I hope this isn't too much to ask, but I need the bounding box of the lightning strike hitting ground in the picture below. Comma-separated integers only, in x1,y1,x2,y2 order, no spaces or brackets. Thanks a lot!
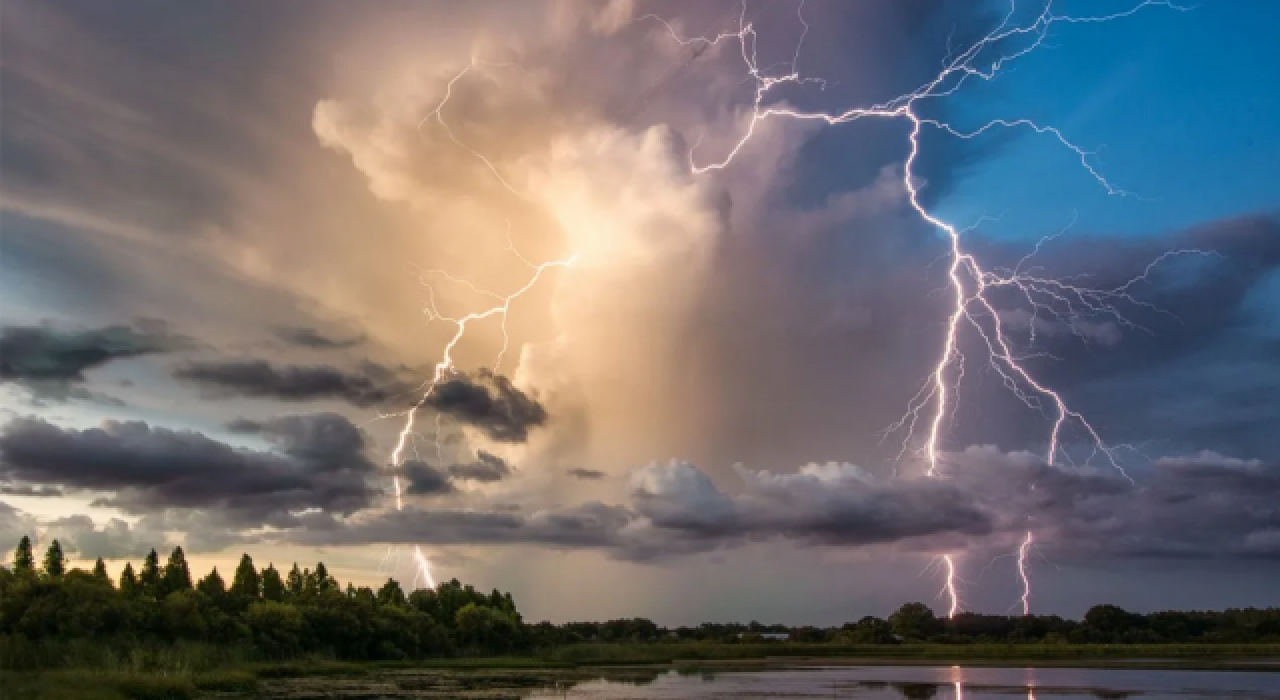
1017,531,1034,616
374,65,572,589
655,0,1196,616
943,554,960,619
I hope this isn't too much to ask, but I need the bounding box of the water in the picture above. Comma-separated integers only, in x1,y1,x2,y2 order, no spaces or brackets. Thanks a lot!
257,665,1280,698
521,665,1280,700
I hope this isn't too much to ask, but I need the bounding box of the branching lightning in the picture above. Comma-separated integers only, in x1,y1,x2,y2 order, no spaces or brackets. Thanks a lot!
654,0,1198,616
374,63,573,591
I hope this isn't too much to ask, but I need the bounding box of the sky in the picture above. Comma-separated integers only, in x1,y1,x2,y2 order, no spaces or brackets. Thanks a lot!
1,0,1279,625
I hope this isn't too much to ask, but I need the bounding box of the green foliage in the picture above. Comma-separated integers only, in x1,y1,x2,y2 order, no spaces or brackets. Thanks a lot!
286,563,304,598
93,558,111,584
195,567,225,599
42,540,67,578
119,563,139,596
14,535,35,573
229,553,259,600
4,537,1279,676
160,547,191,596
261,565,285,602
377,578,407,607
890,602,942,640
138,550,160,597
0,539,521,669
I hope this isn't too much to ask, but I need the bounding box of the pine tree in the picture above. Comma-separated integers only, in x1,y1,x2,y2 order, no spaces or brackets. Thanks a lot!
139,549,161,596
377,578,407,607
162,546,193,595
261,564,285,602
196,567,226,599
229,553,260,599
315,561,335,592
42,540,66,578
13,535,35,574
302,567,319,597
119,562,139,595
92,557,111,584
286,563,304,598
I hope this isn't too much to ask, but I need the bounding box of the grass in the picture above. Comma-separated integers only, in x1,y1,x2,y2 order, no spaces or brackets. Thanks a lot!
0,670,196,700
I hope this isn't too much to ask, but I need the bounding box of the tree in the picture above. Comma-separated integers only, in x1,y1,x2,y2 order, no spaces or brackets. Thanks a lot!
42,540,66,578
139,549,161,596
455,603,519,651
261,565,285,602
92,558,111,584
302,568,318,597
197,567,227,599
119,562,139,595
229,553,260,599
889,602,942,640
162,546,193,595
286,564,304,598
377,578,407,607
13,535,35,573
315,561,335,592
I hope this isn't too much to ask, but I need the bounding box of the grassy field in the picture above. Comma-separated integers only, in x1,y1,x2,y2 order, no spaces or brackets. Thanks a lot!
4,643,1279,699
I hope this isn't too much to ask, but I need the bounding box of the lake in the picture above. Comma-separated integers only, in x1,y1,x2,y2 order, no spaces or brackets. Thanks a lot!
260,664,1280,699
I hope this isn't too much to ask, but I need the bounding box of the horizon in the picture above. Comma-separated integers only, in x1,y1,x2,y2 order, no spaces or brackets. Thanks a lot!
2,0,1279,628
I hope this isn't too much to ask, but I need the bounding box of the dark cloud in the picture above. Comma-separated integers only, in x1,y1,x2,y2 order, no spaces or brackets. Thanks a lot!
273,325,365,349
0,483,63,497
290,501,638,553
402,461,454,496
943,215,1280,457
173,359,403,407
426,370,548,442
997,216,1280,389
286,450,1280,564
401,451,511,495
567,468,606,480
448,451,511,482
0,413,376,527
0,323,185,383
631,460,991,548
940,446,1280,561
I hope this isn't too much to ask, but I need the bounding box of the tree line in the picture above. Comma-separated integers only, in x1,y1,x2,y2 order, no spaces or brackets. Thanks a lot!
3,536,1279,669
1,536,524,664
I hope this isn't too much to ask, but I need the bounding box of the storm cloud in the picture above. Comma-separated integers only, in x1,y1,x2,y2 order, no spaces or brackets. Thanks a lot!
0,322,186,402
173,359,403,407
426,370,548,443
273,325,366,350
401,451,513,495
0,413,377,526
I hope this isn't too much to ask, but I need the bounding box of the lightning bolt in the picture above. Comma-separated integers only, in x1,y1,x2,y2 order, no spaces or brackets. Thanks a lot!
654,0,1200,616
943,554,961,619
1017,531,1034,616
373,62,573,591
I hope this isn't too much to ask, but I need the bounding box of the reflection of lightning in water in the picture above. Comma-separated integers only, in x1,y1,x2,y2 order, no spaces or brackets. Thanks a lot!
1017,531,1034,615
656,0,1197,615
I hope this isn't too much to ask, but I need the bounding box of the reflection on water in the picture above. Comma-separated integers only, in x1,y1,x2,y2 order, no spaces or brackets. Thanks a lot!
521,665,1280,700
257,664,1280,699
